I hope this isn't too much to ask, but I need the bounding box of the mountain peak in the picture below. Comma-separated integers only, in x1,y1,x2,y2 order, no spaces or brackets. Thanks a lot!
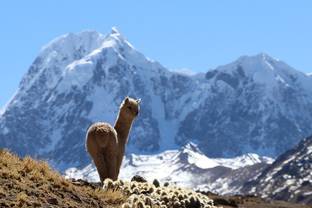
236,53,278,65
106,27,126,42
256,52,276,60
40,30,105,58
110,26,121,35
97,27,136,52
234,53,311,83
182,142,202,153
210,53,281,80
215,52,300,80
257,53,279,62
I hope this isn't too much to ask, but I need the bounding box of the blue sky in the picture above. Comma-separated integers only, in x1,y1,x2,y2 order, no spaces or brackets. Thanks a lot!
0,1,311,108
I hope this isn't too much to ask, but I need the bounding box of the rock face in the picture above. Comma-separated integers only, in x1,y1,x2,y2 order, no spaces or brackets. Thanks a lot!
242,136,312,205
1,28,312,169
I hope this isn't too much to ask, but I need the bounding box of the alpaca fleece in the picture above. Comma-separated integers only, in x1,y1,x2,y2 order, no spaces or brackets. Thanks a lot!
86,97,140,183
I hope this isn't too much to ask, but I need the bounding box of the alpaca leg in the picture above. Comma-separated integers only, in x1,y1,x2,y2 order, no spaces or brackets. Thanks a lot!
106,154,118,180
116,155,123,179
93,154,108,184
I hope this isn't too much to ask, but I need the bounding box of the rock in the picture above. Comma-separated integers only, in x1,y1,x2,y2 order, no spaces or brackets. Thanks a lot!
47,197,58,205
153,179,160,187
131,175,147,183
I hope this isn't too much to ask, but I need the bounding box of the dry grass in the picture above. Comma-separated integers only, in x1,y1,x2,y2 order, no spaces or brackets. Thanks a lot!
0,149,126,208
1,149,309,208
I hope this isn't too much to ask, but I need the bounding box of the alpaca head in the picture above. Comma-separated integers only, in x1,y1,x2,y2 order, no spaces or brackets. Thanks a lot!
119,96,141,120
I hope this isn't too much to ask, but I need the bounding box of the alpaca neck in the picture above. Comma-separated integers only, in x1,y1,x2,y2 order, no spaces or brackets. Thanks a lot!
114,114,133,151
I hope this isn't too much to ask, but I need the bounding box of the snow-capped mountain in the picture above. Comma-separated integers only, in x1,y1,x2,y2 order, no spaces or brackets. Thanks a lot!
242,136,312,205
65,142,273,194
180,53,312,157
0,27,312,170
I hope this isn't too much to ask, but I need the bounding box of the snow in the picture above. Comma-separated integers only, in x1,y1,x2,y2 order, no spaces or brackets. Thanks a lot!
151,95,179,150
0,89,21,115
264,56,274,71
65,165,99,182
65,143,274,190
184,148,219,169
307,145,312,154
62,59,95,87
213,153,274,169
214,53,312,98
198,177,244,195
2,126,9,134
41,30,104,55
110,26,120,35
246,136,312,201
39,129,62,154
303,191,312,196
51,26,156,95
87,87,117,123
275,75,288,86
171,68,198,76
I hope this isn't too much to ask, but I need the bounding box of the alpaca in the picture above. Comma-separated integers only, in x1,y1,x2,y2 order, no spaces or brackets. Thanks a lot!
86,97,140,183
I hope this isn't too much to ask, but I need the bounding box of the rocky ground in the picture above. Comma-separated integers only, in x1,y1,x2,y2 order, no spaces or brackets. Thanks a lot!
0,149,310,208
198,191,311,208
242,136,312,205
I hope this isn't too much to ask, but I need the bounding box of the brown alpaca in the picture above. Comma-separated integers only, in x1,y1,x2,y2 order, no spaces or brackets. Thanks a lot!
86,97,140,183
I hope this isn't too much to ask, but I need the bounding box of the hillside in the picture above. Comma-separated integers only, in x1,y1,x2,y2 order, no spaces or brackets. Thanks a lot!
1,149,310,208
0,150,217,208
242,136,312,205
0,149,125,207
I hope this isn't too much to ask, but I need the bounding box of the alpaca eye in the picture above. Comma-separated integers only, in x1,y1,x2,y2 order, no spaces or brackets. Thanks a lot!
127,106,132,110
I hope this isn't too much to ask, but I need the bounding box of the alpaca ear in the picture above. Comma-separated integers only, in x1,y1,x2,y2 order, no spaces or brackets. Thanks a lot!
136,98,141,104
125,97,130,104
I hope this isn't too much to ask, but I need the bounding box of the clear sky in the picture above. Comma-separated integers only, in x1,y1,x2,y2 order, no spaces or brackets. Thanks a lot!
0,1,311,108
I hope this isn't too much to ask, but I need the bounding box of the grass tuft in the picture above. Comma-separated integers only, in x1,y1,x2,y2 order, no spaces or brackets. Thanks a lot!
0,149,126,207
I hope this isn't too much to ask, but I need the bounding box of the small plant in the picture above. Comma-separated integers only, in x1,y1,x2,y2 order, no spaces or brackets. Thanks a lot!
114,176,216,208
16,192,29,205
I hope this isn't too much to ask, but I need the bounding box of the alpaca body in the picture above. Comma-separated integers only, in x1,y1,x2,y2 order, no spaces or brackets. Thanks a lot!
86,122,119,181
86,97,140,183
